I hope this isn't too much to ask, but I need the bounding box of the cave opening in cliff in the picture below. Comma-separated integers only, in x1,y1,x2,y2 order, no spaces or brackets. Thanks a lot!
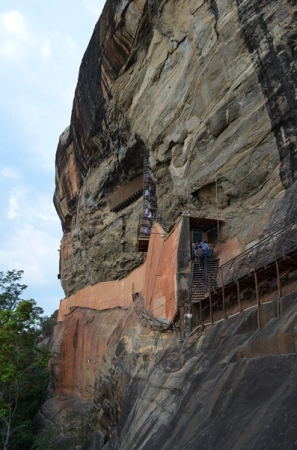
189,216,222,253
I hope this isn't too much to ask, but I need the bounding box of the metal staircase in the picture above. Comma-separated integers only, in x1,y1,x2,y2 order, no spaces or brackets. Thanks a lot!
137,153,158,252
191,258,220,303
190,220,297,328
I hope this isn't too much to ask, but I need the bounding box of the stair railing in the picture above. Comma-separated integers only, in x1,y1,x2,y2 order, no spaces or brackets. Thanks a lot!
217,220,297,288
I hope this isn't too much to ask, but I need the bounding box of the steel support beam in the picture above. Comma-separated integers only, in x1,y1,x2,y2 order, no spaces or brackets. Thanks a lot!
254,270,261,328
237,280,243,313
209,291,213,324
275,259,282,316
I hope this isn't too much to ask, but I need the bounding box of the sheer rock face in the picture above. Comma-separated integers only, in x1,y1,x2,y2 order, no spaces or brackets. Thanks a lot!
94,297,297,450
48,1,297,446
54,0,297,297
37,304,173,437
48,308,126,399
42,296,297,449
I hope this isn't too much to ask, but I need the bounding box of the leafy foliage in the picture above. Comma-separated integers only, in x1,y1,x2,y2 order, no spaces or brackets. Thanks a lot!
0,270,28,310
0,271,51,450
39,310,58,340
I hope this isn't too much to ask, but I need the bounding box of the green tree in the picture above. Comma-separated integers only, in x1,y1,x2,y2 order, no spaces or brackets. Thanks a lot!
39,310,58,340
0,270,28,310
0,271,50,450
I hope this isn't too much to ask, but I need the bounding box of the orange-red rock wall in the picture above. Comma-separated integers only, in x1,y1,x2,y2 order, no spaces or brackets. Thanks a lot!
58,217,186,323
52,308,125,399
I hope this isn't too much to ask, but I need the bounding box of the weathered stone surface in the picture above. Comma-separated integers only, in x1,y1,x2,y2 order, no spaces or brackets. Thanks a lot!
95,296,297,450
49,307,126,399
41,296,297,449
54,0,297,297
48,1,297,448
81,431,105,450
37,304,173,443
93,305,173,440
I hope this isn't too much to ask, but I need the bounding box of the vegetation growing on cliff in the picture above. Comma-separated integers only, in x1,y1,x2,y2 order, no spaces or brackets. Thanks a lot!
33,404,97,450
0,270,52,450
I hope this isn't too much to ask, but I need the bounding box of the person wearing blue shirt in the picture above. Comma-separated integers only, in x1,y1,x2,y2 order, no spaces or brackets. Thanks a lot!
202,241,211,258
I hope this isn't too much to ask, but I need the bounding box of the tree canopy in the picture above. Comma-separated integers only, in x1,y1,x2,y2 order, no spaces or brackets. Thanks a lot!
0,270,51,450
0,270,28,310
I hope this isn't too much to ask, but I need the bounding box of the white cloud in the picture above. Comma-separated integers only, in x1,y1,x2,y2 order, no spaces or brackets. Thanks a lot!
0,189,61,285
0,186,64,313
1,167,19,179
8,196,19,219
2,10,27,37
7,185,58,229
41,37,52,61
7,189,25,219
0,222,60,284
0,10,32,60
26,195,60,230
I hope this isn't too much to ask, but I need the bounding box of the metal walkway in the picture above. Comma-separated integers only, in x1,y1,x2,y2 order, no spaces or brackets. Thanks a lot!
191,220,297,328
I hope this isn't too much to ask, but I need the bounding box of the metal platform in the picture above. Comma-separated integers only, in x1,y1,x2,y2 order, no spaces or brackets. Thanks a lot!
191,220,297,328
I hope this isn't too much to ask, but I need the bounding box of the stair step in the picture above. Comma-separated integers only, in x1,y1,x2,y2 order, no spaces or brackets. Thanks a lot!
191,258,220,302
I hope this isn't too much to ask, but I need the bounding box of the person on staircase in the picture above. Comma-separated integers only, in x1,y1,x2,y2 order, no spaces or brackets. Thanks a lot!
143,224,150,235
144,187,150,199
193,241,203,268
196,240,205,268
145,204,150,217
202,241,211,260
145,168,152,181
193,242,200,261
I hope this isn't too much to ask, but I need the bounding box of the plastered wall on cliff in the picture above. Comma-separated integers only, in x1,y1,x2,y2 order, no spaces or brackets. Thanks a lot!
54,0,297,300
58,216,191,323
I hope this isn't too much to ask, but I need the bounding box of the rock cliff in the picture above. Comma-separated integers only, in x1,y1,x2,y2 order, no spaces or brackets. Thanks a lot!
46,0,297,448
54,0,297,297
97,296,297,450
38,295,297,449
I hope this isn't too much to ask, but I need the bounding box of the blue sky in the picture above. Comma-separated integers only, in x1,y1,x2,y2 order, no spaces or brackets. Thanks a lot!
0,1,106,316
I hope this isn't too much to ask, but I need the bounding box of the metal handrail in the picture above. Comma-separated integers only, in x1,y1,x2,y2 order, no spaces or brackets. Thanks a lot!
217,220,297,288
